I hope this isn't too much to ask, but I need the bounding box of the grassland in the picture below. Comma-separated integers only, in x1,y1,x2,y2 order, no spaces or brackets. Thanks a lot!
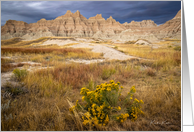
1,37,79,48
1,47,103,73
1,37,181,131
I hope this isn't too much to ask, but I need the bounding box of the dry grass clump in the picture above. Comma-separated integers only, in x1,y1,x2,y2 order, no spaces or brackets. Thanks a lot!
1,58,21,72
1,63,24,73
34,63,117,89
1,47,85,54
1,58,13,64
146,67,156,76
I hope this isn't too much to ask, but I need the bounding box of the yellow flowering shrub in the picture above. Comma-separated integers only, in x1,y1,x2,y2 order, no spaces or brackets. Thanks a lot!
69,80,144,127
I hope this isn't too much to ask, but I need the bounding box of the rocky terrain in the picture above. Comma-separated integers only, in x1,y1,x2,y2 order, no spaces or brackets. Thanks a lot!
1,10,181,42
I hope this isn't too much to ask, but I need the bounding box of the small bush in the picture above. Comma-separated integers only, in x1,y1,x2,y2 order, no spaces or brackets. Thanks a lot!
69,80,144,127
12,68,28,81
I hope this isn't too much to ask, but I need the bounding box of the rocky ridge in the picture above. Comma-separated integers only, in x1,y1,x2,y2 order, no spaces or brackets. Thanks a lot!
1,10,181,42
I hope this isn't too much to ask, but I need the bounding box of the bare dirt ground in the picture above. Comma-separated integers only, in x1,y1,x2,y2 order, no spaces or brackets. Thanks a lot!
66,58,105,64
70,43,137,60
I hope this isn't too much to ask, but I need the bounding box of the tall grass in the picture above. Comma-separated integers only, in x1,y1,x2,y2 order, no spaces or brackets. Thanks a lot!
1,47,103,60
1,58,181,131
2,47,85,54
114,44,181,69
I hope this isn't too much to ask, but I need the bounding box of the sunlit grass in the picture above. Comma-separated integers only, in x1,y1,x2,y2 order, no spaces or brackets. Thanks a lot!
1,37,50,47
1,38,181,131
1,59,181,130
1,47,103,60
113,43,181,68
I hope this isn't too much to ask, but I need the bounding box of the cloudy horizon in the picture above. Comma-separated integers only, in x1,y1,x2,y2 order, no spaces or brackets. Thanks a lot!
1,1,181,26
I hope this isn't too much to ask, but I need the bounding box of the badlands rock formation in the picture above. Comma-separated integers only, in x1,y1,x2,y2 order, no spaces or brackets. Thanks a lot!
1,10,181,42
155,9,181,39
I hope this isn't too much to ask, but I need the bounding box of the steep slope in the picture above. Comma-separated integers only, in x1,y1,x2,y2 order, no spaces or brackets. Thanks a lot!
155,9,181,39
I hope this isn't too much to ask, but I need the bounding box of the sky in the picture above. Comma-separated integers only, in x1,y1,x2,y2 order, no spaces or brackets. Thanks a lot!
1,1,181,26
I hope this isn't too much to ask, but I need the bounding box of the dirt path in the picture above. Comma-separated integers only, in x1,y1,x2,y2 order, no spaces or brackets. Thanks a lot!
39,39,149,61
70,43,138,60
66,58,105,64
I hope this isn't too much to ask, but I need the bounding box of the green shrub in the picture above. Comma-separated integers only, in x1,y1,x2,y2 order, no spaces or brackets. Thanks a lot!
173,46,181,51
69,80,144,127
12,68,28,81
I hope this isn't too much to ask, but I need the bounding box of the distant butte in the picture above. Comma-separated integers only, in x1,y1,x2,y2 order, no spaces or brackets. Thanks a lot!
1,10,181,42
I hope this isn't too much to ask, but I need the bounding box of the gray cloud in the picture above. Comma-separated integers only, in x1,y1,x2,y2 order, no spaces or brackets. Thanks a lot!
1,1,181,26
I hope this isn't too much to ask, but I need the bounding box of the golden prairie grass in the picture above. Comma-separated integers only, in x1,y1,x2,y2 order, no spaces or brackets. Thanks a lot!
1,37,22,45
1,63,24,73
1,47,103,63
114,43,181,68
1,38,181,131
1,58,181,130
1,37,78,48
1,47,85,54
1,37,50,47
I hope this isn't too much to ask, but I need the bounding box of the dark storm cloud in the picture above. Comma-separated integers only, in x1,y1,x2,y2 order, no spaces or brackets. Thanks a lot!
1,1,181,26
113,1,181,24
